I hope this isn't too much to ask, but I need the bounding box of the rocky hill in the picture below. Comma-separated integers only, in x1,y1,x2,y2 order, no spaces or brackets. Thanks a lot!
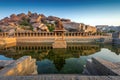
0,11,96,33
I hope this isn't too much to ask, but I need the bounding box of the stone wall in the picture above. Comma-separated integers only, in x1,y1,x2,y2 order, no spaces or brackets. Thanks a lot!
0,38,16,46
16,36,112,44
0,56,37,76
0,32,112,44
84,25,97,33
84,57,120,76
112,32,120,44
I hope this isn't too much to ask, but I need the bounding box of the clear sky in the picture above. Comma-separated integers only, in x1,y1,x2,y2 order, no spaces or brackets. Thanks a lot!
0,0,120,26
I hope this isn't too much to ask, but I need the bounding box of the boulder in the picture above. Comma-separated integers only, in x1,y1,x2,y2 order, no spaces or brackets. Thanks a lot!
10,14,20,22
17,13,28,19
32,23,41,28
8,29,15,36
32,23,49,32
61,18,71,23
30,15,41,23
47,16,60,21
63,22,81,32
38,24,49,32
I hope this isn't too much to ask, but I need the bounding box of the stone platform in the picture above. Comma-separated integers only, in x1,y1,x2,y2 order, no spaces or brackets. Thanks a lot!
0,56,37,76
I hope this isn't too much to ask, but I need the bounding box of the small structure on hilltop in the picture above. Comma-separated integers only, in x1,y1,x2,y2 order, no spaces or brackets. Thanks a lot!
52,20,67,48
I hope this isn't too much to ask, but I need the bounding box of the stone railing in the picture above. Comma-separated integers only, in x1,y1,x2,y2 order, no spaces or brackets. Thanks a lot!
0,32,111,37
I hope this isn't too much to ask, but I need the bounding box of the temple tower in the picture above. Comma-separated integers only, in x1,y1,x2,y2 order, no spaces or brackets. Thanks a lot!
52,20,67,48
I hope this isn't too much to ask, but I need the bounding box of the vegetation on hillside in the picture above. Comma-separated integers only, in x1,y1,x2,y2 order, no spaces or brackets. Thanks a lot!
46,23,55,32
19,18,33,30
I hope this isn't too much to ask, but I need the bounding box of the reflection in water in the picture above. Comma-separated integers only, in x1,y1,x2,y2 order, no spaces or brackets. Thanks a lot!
0,43,120,74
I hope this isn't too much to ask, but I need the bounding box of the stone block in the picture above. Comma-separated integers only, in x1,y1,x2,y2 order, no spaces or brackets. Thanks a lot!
0,56,37,76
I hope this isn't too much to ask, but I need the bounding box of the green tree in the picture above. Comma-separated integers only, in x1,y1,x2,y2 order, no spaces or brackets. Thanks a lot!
46,23,55,32
108,30,115,33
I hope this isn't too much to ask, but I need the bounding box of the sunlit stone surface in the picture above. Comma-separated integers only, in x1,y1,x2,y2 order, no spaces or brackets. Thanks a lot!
0,56,37,76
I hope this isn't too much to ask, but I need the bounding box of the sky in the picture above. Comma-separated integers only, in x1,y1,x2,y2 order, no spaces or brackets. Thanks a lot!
0,0,120,26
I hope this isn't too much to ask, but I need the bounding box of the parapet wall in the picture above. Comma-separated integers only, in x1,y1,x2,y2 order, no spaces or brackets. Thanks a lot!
16,36,112,43
0,32,112,43
0,56,37,76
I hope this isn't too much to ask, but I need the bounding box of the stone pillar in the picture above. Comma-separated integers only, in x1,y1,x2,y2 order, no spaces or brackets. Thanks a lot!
71,33,73,36
18,32,20,37
43,33,44,37
0,33,2,37
46,33,49,37
27,32,29,37
17,32,19,37
0,33,1,37
78,33,79,36
23,33,25,37
29,32,31,37
34,33,35,37
33,32,36,37
4,33,6,37
2,33,3,37
71,32,73,36
46,33,47,37
67,33,69,37
17,33,19,37
49,33,51,37
73,33,74,36
21,33,23,37
33,32,34,37
37,33,39,37
54,32,57,40
22,33,24,37
44,32,46,37
37,33,39,36
27,32,28,37
70,33,72,36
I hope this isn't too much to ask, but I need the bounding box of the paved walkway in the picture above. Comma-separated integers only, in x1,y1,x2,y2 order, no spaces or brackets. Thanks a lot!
0,75,120,80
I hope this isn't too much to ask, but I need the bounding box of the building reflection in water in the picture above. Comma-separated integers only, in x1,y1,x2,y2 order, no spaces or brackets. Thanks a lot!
0,43,120,74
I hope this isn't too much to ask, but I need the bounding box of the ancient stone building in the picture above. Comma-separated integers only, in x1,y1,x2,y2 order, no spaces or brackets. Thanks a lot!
63,22,96,33
84,25,97,33
112,32,120,44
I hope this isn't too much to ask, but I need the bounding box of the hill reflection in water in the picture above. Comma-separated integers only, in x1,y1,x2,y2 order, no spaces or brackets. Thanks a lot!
0,43,120,74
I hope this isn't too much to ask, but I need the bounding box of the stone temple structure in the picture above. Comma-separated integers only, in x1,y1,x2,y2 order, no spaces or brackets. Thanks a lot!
112,32,120,45
52,20,67,48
